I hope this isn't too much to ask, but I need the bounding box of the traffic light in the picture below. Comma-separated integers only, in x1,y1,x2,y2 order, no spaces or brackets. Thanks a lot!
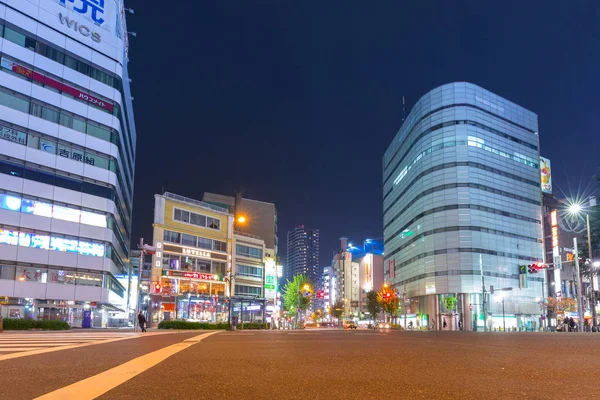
527,263,544,274
154,283,161,293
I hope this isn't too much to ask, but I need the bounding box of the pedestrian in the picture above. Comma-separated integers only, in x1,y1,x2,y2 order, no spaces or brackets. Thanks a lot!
138,312,147,332
458,320,462,331
443,318,447,329
569,317,576,332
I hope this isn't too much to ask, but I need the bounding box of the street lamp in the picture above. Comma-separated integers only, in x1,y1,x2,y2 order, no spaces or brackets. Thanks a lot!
567,200,595,330
227,209,248,330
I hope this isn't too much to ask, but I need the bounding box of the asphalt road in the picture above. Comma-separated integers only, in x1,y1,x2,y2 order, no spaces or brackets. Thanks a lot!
2,329,600,399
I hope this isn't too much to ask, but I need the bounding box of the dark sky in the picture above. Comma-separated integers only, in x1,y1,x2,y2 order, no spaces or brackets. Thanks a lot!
126,0,599,266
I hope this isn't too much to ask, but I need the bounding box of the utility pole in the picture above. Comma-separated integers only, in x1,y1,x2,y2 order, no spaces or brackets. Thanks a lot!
574,238,584,332
133,238,156,332
402,286,407,329
586,213,597,330
482,277,488,332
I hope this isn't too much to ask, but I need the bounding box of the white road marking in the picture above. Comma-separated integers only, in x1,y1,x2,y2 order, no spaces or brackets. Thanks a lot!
0,331,170,362
35,331,220,400
0,347,42,352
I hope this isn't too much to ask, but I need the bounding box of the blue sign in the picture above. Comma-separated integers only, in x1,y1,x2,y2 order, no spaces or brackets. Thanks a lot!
82,310,92,328
60,0,106,25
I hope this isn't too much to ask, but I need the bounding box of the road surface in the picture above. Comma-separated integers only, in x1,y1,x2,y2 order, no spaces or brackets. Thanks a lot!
1,329,599,399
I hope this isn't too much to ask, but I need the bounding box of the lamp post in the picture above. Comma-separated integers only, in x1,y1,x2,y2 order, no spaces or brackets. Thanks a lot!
494,287,512,332
568,202,594,330
227,207,248,330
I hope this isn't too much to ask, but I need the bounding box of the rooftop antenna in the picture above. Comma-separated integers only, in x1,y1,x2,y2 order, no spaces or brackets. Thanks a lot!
402,95,406,122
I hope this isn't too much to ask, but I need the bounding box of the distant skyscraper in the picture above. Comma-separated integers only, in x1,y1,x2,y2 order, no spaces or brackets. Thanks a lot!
286,226,320,284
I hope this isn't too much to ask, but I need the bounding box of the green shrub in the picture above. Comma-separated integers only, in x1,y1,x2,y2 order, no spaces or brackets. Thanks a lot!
3,319,69,330
158,320,229,330
157,320,270,330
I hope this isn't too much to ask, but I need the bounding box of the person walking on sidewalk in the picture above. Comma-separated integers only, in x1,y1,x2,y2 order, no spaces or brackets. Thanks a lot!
138,312,147,332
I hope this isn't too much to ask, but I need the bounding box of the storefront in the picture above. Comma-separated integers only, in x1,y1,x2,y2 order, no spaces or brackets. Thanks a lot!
151,270,228,325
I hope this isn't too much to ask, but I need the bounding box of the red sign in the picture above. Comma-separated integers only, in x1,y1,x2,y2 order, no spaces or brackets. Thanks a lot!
163,269,217,281
3,58,114,113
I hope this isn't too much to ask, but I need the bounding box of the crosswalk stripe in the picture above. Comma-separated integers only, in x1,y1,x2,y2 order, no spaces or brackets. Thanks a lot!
0,331,171,361
0,348,42,352
0,343,83,347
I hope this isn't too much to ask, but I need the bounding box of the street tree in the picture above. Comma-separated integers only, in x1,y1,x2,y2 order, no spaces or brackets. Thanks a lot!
365,290,381,322
545,297,577,316
377,286,399,323
282,274,313,317
329,300,345,322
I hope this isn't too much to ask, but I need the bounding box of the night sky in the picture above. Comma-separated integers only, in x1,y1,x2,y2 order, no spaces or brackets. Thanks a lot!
126,0,600,266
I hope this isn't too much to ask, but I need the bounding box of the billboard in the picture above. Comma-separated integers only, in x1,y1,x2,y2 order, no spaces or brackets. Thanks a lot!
540,157,552,194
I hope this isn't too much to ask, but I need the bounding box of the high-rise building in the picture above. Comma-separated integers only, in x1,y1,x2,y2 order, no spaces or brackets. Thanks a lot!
286,225,319,284
383,82,544,331
0,1,136,327
331,238,384,318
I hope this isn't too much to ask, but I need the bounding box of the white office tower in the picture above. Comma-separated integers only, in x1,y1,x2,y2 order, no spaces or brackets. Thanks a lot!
0,0,136,327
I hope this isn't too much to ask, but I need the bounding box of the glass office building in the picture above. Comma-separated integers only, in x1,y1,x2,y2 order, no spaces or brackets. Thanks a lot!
383,83,544,331
0,1,136,327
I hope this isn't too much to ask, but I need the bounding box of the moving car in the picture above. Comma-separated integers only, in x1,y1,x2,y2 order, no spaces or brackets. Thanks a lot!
344,321,357,329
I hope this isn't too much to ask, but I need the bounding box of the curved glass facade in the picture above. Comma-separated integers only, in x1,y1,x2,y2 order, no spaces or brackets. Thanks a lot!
383,83,544,331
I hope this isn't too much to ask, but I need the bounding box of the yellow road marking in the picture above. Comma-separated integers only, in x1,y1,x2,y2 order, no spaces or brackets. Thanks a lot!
35,331,220,400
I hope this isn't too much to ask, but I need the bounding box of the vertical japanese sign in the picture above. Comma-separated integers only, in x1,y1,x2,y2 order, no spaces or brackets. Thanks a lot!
551,209,561,270
540,157,552,194
265,260,276,300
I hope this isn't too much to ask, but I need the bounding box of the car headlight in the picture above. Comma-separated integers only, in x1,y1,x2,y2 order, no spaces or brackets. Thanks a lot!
385,324,390,328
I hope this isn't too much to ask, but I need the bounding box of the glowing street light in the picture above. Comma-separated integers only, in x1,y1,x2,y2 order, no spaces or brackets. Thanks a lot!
236,215,247,224
566,197,594,330
568,203,582,215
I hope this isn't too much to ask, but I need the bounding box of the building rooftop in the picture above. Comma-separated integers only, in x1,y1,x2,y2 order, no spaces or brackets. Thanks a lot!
162,192,230,214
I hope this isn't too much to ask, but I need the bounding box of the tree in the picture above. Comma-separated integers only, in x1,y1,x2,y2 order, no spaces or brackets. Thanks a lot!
311,309,323,322
545,297,577,315
365,290,382,322
329,300,344,321
282,274,313,317
377,286,399,322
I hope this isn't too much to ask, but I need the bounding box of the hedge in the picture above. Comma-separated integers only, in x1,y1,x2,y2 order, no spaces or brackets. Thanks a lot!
2,319,70,330
157,321,270,330
158,321,229,330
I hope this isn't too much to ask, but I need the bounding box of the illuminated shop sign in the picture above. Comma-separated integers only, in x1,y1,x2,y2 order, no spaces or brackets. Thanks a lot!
0,228,105,257
0,194,107,228
163,244,227,260
1,58,114,112
162,270,223,281
551,209,561,269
